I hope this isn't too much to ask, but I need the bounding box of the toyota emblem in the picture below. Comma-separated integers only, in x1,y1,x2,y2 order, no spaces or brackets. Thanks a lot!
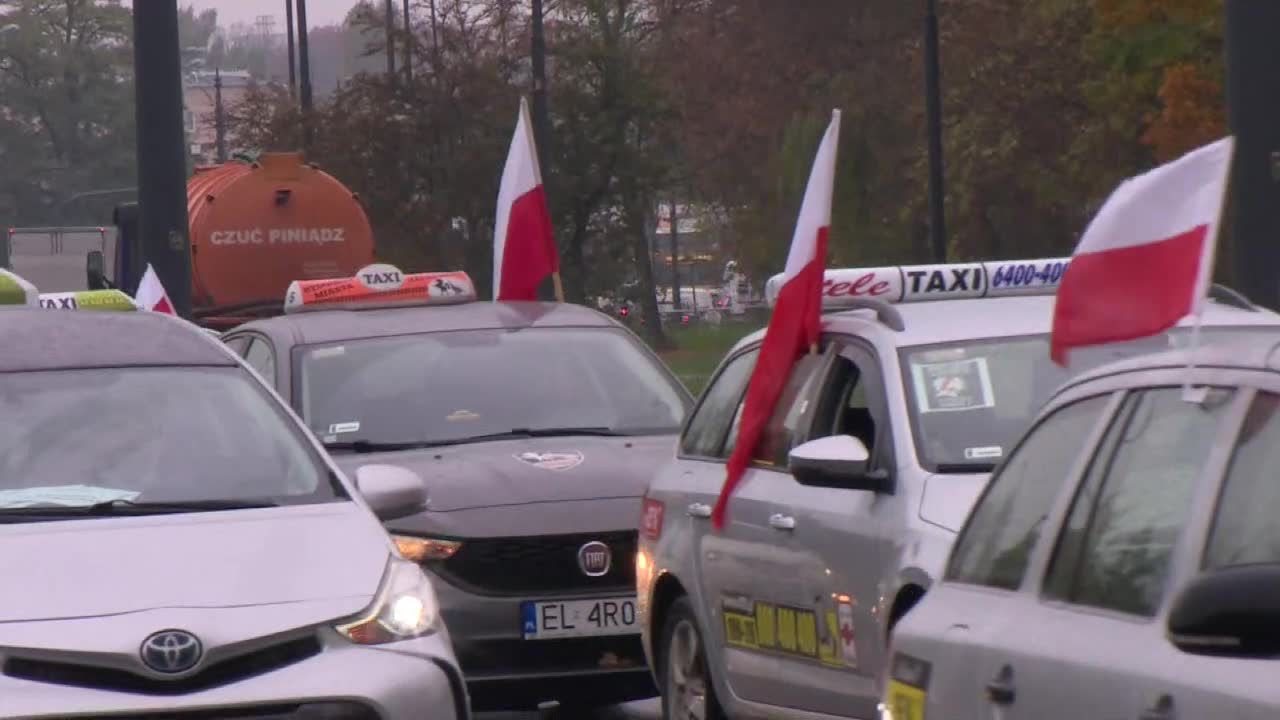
578,541,611,577
140,630,203,674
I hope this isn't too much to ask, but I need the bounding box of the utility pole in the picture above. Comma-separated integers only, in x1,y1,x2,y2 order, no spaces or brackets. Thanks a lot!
403,0,413,83
669,200,681,309
385,0,397,85
530,0,552,187
923,0,948,262
132,1,192,317
214,68,227,163
429,0,440,73
285,0,297,100
297,0,314,149
1226,1,1280,310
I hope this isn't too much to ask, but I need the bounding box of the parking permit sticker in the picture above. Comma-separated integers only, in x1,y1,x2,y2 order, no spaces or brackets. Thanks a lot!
911,357,996,413
328,421,361,435
313,346,346,358
447,410,480,422
964,446,1003,460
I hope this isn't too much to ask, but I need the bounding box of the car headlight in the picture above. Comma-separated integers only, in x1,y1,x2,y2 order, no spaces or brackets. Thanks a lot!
392,534,461,563
335,557,440,645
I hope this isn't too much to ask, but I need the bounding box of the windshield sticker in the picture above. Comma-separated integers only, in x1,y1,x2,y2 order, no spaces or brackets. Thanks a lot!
911,357,995,414
328,421,361,435
964,446,1004,460
515,451,585,472
447,410,481,422
312,346,346,358
0,485,140,509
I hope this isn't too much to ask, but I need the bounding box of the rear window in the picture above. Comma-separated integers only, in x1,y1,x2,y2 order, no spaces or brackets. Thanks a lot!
298,327,690,446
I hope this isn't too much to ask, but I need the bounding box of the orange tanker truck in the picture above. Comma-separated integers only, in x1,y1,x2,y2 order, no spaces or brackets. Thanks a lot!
101,152,375,329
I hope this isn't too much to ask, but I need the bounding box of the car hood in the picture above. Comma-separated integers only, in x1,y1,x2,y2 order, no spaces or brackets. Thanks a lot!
919,472,991,533
331,434,676,512
0,503,389,623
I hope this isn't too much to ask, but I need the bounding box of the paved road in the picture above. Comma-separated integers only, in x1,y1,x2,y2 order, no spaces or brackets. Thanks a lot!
479,698,660,720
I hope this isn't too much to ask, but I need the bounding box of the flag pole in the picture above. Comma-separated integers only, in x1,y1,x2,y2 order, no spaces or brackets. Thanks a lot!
552,272,564,302
1183,137,1236,404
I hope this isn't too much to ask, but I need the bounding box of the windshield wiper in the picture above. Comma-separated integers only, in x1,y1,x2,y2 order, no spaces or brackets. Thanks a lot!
323,439,445,454
516,427,624,437
324,427,626,454
0,498,280,517
934,462,998,474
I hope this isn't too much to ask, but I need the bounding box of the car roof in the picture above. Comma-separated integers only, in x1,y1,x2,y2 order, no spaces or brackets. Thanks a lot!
0,309,236,373
729,294,1280,354
1063,335,1280,390
235,300,623,346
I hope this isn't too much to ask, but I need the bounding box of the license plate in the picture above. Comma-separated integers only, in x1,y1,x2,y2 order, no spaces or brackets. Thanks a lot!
885,679,926,720
521,597,639,640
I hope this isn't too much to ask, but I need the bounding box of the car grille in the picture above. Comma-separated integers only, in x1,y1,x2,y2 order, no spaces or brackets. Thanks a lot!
434,530,636,596
65,703,377,719
457,635,647,677
3,636,321,695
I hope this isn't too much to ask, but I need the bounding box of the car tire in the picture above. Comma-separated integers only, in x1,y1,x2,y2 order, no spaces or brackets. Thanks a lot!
658,596,726,720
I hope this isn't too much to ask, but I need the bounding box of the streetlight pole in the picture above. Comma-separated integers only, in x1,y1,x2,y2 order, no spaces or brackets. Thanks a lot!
296,0,314,149
923,0,948,262
1226,0,1280,310
285,0,297,100
384,0,397,85
402,0,413,83
131,2,192,317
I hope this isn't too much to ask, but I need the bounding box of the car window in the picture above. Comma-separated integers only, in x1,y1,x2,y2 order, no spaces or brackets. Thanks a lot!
243,337,275,381
299,327,690,447
945,394,1112,591
1204,391,1280,569
900,327,1269,470
753,351,831,468
681,348,759,458
0,367,341,509
1044,387,1233,617
810,351,881,463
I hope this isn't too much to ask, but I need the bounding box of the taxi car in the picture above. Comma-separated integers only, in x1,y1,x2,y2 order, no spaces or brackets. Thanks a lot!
635,258,1280,720
220,265,692,711
0,270,469,720
885,334,1280,720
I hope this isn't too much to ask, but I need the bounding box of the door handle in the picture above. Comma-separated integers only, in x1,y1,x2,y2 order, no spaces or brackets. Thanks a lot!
1139,695,1175,720
768,513,797,531
985,665,1015,706
687,503,712,519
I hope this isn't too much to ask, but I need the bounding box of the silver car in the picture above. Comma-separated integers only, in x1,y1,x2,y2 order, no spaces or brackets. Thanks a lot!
223,289,692,711
886,333,1280,720
637,258,1280,720
0,305,468,719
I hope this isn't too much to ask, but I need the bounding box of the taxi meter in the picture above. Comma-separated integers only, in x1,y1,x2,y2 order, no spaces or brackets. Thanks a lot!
765,258,1072,308
283,264,477,314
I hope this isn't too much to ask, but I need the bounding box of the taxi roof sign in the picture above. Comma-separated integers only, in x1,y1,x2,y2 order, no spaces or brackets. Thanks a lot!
38,290,139,312
765,258,1072,309
0,269,39,308
284,265,477,314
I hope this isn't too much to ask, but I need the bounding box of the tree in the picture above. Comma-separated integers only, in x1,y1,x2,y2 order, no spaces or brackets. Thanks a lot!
0,0,136,226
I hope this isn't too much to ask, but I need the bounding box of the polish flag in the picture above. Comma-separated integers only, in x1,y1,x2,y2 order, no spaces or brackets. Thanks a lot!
493,98,558,302
1050,137,1234,365
712,110,841,530
135,264,175,315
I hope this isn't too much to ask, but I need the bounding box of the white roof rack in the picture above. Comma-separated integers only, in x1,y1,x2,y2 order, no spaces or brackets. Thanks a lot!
765,258,1071,309
284,264,477,314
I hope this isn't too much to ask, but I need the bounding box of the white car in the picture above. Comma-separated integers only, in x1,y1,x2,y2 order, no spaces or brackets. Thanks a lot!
636,258,1280,720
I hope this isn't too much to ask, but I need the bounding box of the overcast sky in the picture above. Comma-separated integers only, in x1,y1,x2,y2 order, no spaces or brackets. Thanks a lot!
125,1,358,30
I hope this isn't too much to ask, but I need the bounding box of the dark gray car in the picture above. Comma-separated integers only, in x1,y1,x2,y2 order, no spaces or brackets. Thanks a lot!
224,297,692,711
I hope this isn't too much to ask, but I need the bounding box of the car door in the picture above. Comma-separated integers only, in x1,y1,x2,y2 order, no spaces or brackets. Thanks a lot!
975,385,1240,720
888,390,1118,720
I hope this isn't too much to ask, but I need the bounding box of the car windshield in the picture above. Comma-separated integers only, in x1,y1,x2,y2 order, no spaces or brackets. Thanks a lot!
298,327,690,448
900,326,1279,471
0,367,343,512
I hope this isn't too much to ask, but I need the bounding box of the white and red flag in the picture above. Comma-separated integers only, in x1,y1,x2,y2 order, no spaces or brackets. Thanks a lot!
712,110,841,529
1051,137,1234,365
492,98,559,302
135,264,175,315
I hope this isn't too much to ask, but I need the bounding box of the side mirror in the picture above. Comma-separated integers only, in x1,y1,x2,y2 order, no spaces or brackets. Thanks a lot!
788,435,892,493
1167,565,1280,657
354,464,427,521
86,250,110,290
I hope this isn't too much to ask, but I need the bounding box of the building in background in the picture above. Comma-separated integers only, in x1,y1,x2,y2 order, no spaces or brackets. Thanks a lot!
183,70,251,165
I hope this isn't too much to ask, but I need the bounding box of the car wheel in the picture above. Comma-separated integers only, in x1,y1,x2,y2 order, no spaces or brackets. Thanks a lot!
659,596,725,720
